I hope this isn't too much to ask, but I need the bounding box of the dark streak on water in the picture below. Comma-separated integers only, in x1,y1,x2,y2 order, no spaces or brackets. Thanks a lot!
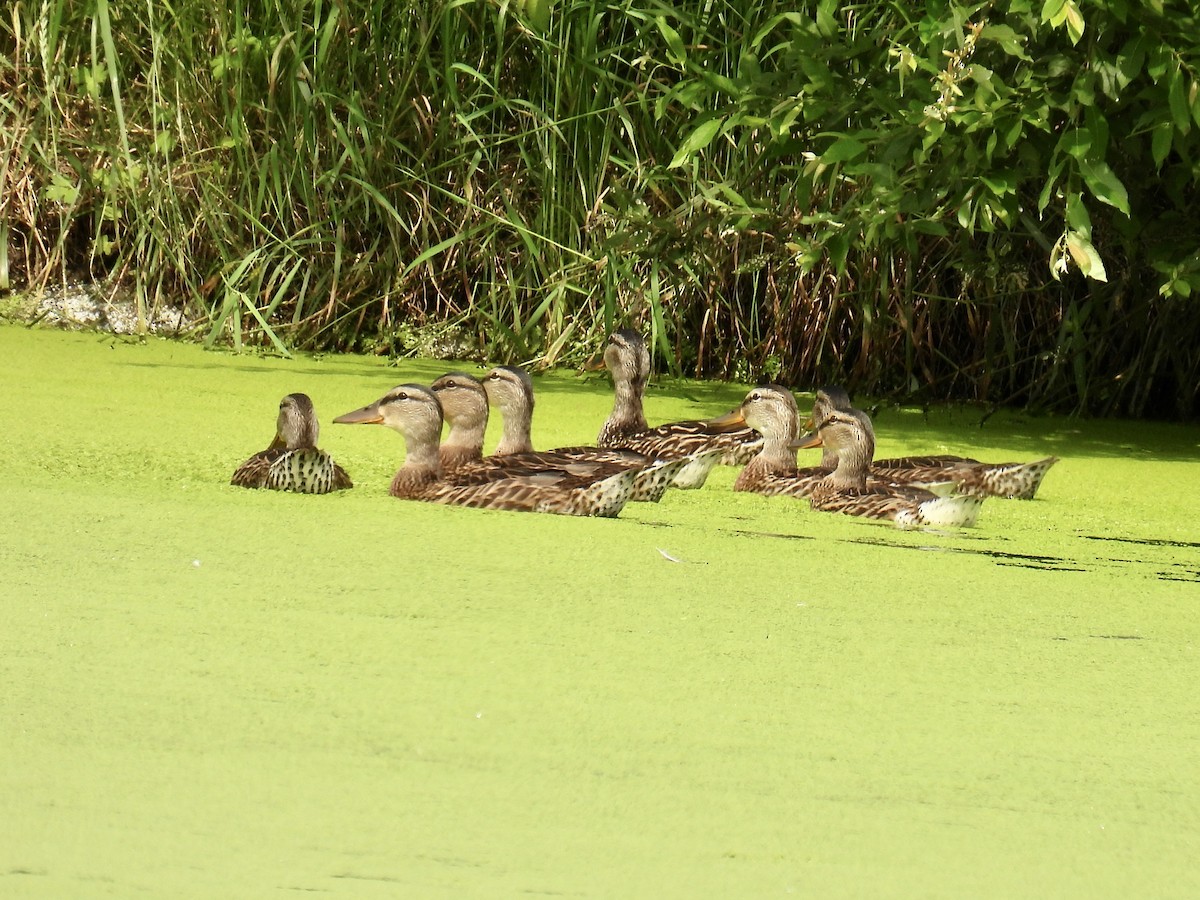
730,528,1199,580
1082,534,1200,550
848,536,1080,572
731,530,816,542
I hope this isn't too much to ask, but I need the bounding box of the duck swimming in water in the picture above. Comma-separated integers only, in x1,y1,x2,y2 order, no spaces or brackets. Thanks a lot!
805,386,1057,500
595,329,762,468
231,393,352,494
334,384,689,517
798,405,984,528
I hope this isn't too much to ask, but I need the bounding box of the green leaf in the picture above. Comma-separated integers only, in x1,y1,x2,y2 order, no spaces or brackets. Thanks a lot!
815,0,838,37
522,0,552,32
656,17,686,67
981,172,1015,197
1065,193,1092,235
668,118,723,169
1057,129,1092,160
45,173,80,205
1152,121,1173,168
1040,0,1068,23
820,136,867,163
1169,67,1191,133
980,24,1031,60
1077,158,1130,215
1064,2,1085,43
910,218,949,236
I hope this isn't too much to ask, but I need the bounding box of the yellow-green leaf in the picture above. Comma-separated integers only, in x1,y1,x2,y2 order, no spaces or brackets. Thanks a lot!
1065,232,1108,281
668,118,723,169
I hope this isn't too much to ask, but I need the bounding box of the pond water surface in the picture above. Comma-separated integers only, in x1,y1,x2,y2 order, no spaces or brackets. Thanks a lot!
2,326,1198,898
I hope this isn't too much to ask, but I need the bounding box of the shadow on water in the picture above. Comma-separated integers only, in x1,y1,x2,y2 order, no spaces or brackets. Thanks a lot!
728,527,1081,571
846,535,1088,572
727,527,1200,583
1080,534,1200,549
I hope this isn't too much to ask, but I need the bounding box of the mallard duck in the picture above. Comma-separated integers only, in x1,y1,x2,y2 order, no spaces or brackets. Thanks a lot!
797,406,983,527
332,384,689,516
231,393,352,494
595,329,761,467
479,365,723,492
807,386,1058,499
708,385,831,497
432,371,717,502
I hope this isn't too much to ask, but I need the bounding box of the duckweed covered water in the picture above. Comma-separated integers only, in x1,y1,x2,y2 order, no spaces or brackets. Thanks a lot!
2,326,1199,898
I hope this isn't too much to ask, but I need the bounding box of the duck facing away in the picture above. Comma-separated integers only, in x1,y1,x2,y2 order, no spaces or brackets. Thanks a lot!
595,329,762,467
333,384,688,517
798,406,983,528
808,386,1058,499
231,393,352,494
479,365,723,494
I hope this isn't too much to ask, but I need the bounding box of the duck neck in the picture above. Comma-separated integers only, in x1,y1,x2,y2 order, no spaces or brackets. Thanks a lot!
600,373,649,441
392,425,443,498
745,432,797,478
439,415,486,469
494,400,534,455
827,431,873,491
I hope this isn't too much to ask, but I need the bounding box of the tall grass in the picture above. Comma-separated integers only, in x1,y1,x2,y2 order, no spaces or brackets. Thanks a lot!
2,0,1199,417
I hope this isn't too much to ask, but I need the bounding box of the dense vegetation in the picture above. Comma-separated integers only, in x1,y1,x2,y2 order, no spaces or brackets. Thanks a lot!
2,0,1199,417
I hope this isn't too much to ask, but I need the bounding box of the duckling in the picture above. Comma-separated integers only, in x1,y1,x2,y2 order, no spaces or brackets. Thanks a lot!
595,329,761,466
807,386,1058,499
333,384,688,516
231,393,352,494
798,406,983,528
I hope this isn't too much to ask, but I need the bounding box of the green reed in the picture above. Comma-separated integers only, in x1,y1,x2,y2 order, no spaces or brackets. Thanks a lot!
2,0,1199,417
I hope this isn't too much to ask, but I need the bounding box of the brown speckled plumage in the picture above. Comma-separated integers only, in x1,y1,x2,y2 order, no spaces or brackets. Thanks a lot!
805,407,983,528
231,393,352,494
712,386,831,498
436,370,718,501
595,329,761,467
334,383,674,516
808,386,1058,499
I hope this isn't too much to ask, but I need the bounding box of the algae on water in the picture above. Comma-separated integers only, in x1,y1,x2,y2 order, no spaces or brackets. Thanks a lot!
2,325,1199,898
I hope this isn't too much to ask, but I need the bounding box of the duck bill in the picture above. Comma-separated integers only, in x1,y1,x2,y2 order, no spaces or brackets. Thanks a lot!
333,404,384,425
267,431,287,450
707,407,746,431
582,354,607,373
791,430,823,450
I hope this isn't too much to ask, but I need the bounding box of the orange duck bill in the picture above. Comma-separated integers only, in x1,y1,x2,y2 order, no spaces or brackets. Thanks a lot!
333,404,384,425
706,407,747,431
790,430,823,450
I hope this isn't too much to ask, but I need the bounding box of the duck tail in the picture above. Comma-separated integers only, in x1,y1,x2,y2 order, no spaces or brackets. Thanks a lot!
981,456,1059,500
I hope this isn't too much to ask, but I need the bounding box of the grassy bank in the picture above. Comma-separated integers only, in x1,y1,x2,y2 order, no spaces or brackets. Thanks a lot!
4,2,1200,416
